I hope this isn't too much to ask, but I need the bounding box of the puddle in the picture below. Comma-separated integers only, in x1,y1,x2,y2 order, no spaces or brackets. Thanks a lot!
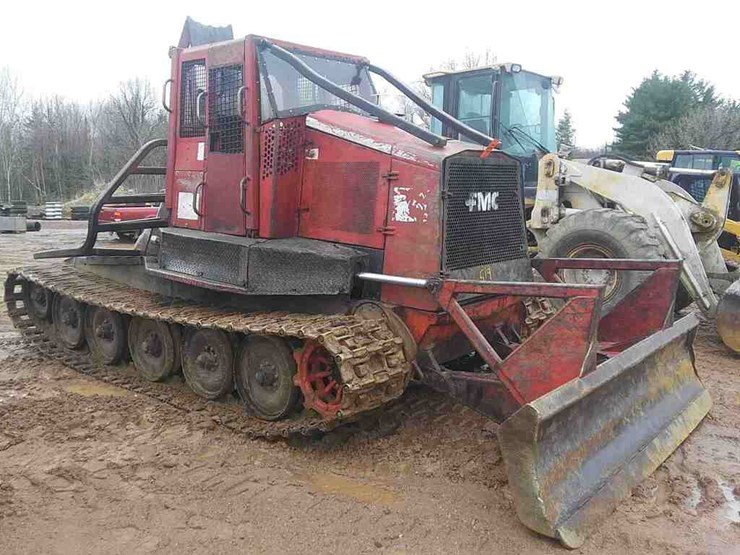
718,479,740,523
308,473,401,505
63,381,130,397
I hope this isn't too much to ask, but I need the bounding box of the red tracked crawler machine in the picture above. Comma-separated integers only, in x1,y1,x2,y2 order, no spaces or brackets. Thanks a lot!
4,19,710,547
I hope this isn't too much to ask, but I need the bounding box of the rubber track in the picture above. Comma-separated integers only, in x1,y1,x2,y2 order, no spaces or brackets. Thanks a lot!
4,264,414,438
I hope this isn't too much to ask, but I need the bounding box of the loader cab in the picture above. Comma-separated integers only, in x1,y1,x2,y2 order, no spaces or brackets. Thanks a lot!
425,66,558,199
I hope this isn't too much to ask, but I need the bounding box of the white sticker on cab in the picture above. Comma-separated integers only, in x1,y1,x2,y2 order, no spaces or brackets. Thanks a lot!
177,192,199,221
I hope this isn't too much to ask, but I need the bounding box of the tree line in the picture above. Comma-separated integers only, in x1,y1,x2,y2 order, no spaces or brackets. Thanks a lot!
556,70,740,159
0,69,166,204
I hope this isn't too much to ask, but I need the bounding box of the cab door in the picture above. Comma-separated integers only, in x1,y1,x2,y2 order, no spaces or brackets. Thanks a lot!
171,54,207,230
203,41,248,235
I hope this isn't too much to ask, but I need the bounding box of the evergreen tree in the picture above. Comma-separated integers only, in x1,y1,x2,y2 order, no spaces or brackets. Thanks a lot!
555,109,576,151
614,71,718,159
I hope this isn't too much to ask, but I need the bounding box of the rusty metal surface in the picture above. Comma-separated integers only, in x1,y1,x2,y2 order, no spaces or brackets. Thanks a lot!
4,263,410,430
716,277,740,353
536,258,683,353
497,313,710,548
430,276,603,408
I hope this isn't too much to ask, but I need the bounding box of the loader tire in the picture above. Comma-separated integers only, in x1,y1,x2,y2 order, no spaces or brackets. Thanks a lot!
539,209,663,313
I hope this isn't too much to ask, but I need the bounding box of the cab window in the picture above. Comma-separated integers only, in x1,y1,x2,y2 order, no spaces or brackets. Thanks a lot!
692,155,714,170
674,154,692,168
430,82,444,135
719,154,740,170
456,75,492,135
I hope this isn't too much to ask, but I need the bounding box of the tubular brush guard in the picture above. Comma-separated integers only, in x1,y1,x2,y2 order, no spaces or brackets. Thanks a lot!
422,259,710,548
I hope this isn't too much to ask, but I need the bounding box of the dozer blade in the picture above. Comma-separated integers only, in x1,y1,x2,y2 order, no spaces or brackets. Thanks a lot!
717,278,740,353
497,313,710,548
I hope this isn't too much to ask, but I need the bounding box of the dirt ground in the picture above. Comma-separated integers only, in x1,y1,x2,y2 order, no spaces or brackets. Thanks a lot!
0,221,738,555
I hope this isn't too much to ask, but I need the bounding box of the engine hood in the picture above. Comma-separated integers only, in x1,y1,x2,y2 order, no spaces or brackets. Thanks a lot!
306,110,482,169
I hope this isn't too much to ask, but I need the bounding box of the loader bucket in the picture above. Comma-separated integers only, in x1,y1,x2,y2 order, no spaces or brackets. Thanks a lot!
716,278,740,353
498,313,710,548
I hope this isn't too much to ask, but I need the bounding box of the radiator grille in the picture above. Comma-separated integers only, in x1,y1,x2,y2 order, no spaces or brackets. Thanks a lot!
443,157,527,271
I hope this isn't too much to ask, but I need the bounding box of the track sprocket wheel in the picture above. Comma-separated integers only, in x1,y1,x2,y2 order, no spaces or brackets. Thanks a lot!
296,341,344,419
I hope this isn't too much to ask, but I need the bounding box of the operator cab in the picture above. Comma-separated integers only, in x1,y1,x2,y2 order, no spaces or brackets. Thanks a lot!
167,35,386,239
425,65,559,198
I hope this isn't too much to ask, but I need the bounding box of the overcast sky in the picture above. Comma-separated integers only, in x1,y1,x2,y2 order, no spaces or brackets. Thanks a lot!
2,1,738,147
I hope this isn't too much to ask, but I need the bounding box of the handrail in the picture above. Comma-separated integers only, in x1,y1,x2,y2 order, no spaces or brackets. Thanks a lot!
260,40,448,148
367,64,494,147
35,138,168,259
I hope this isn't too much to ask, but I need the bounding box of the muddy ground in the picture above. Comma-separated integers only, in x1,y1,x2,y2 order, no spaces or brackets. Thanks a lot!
0,221,738,554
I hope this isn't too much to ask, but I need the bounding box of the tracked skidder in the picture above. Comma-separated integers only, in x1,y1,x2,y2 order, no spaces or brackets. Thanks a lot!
4,19,711,548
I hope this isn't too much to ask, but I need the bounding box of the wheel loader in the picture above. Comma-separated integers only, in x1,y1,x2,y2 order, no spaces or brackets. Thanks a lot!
425,66,740,353
4,19,711,548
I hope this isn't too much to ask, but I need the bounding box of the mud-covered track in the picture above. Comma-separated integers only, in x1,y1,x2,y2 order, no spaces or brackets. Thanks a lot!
3,328,488,444
4,264,416,438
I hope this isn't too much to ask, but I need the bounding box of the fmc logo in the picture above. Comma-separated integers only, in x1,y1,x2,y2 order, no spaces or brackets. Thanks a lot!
465,191,500,213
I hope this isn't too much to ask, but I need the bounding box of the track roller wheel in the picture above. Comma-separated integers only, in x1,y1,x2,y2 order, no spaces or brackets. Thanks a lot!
128,318,180,382
52,295,86,349
235,336,300,420
295,341,344,419
24,283,52,322
182,328,234,400
84,307,127,364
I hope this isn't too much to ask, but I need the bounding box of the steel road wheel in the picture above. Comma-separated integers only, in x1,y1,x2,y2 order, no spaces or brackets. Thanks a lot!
182,328,234,400
128,318,180,382
24,282,52,322
235,335,300,421
84,306,127,364
52,295,86,349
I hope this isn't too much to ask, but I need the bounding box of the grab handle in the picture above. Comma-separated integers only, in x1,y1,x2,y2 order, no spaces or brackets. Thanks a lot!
237,85,247,124
193,182,204,217
195,90,207,126
161,79,174,113
238,176,251,215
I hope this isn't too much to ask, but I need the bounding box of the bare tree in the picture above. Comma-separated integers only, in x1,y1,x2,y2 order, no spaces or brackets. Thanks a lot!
435,47,498,72
0,76,167,203
95,79,167,191
0,68,25,202
399,48,498,129
649,102,740,153
103,79,166,152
